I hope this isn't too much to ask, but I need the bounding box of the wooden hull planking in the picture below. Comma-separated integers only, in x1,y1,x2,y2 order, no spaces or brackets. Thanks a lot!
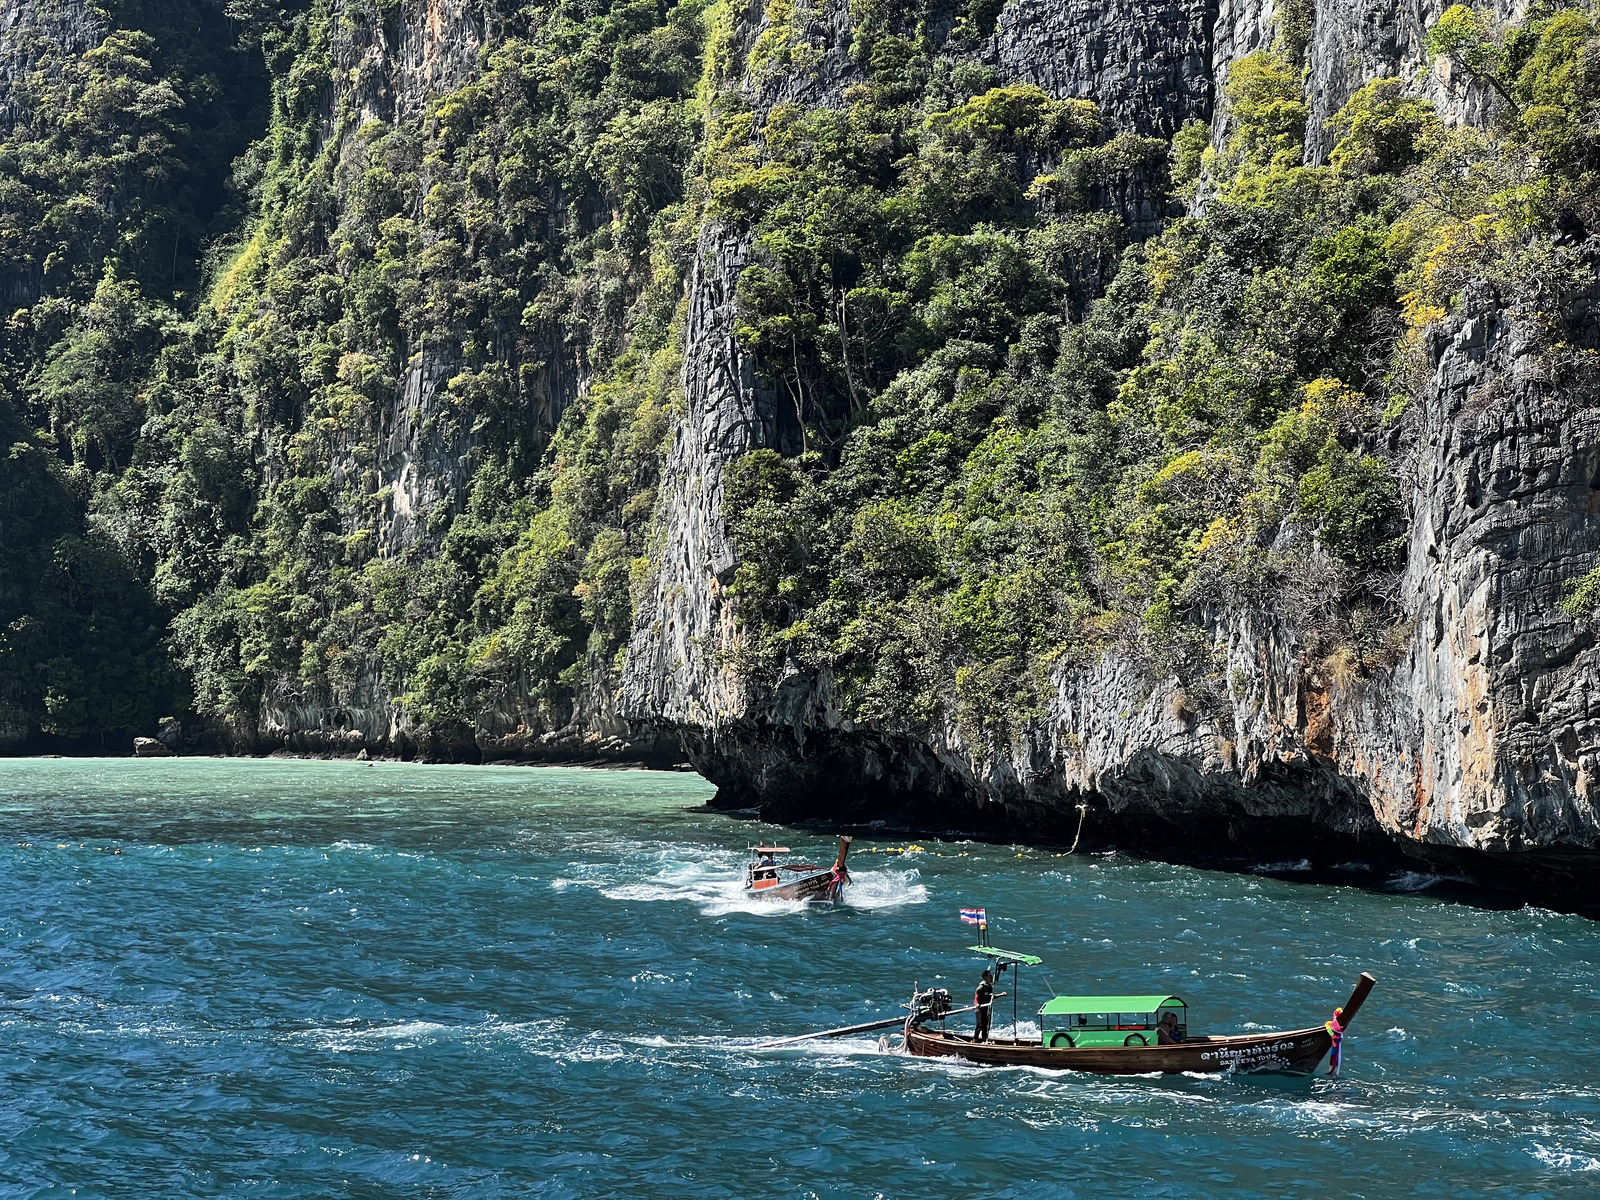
747,868,846,902
904,1025,1335,1076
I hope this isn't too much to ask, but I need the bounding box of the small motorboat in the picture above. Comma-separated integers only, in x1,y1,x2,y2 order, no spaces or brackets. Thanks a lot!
743,835,852,902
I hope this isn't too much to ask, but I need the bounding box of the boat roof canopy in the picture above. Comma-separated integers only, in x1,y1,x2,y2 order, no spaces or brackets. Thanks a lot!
968,946,1043,966
1039,994,1186,1016
751,845,790,854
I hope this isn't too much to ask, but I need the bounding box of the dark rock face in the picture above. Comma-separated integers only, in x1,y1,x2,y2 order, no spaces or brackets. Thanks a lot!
622,226,794,730
1361,284,1600,858
992,0,1220,137
0,0,100,117
1301,0,1409,162
326,0,557,562
0,0,101,303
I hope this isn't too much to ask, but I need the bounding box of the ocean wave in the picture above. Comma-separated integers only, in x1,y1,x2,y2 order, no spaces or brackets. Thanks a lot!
1529,1144,1600,1172
300,1016,598,1059
317,1019,454,1049
601,874,810,916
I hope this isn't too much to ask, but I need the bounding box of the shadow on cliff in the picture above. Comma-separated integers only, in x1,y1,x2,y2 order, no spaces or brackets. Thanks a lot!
681,722,1600,920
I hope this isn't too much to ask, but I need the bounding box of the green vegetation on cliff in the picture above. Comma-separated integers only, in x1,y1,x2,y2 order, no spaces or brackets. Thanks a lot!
709,7,1600,747
0,1,1596,752
168,0,705,740
4,0,704,746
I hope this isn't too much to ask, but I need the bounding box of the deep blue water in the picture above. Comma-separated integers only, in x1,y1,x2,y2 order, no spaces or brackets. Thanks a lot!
1,758,1597,1198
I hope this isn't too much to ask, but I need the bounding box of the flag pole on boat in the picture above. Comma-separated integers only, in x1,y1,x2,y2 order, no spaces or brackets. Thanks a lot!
962,907,1042,1041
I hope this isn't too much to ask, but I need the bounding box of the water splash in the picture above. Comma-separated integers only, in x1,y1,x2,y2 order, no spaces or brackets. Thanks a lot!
843,868,928,910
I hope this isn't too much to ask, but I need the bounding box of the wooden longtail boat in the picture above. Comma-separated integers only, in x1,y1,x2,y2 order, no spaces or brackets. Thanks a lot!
743,835,852,902
901,972,1376,1076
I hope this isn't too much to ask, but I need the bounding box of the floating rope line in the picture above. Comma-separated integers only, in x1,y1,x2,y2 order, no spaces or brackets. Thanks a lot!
1068,801,1088,854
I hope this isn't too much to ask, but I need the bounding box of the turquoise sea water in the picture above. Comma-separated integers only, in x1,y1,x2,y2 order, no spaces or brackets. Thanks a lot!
1,758,1597,1198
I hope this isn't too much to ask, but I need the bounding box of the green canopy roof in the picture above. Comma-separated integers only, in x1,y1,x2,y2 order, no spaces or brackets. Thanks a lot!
1038,994,1186,1016
967,946,1043,966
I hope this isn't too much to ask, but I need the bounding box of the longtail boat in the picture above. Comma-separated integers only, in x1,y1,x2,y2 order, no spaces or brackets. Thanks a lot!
897,945,1375,1076
743,835,852,902
766,939,1375,1077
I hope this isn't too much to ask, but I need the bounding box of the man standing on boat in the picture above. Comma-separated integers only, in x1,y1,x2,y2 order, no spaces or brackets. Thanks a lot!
973,970,995,1041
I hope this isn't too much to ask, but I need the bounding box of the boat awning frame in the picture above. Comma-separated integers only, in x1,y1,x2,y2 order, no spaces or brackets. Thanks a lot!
1038,994,1186,1016
967,946,1043,966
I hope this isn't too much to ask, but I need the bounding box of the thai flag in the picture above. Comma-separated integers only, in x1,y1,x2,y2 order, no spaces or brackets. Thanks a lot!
960,908,986,925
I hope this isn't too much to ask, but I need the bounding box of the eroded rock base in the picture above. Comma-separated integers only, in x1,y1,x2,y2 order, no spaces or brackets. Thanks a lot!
681,720,1600,916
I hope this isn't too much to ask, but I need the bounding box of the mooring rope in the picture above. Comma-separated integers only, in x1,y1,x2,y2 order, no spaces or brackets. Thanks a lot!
1068,801,1088,854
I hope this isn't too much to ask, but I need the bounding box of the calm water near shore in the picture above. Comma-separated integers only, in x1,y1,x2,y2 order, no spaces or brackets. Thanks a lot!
1,758,1597,1198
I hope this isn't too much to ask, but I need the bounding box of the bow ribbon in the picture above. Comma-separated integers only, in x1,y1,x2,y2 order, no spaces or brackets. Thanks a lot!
1325,1006,1345,1076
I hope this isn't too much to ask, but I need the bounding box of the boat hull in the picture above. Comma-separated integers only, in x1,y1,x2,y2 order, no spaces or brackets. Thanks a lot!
746,869,846,902
904,1025,1334,1076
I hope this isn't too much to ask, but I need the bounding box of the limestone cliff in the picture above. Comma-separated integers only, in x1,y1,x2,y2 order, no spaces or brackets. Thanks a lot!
616,0,1600,898
641,282,1600,888
6,0,1597,900
204,0,677,764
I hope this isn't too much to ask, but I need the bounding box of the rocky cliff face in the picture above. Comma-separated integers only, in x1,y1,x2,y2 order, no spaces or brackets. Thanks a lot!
1043,274,1600,885
925,268,1600,872
622,227,780,731
0,0,99,104
1297,0,1523,159
615,0,1600,898
8,0,1595,895
994,0,1217,136
1355,282,1600,864
326,0,516,559
630,281,1600,892
0,0,100,304
206,0,673,765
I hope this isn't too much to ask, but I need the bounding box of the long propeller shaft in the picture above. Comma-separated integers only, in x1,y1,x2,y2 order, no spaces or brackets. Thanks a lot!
761,997,1003,1048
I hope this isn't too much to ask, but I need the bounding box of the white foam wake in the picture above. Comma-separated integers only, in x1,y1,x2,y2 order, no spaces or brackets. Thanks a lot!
555,842,930,916
843,868,929,909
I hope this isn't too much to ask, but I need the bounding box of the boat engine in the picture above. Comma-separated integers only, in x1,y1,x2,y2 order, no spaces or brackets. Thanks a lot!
908,987,952,1025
